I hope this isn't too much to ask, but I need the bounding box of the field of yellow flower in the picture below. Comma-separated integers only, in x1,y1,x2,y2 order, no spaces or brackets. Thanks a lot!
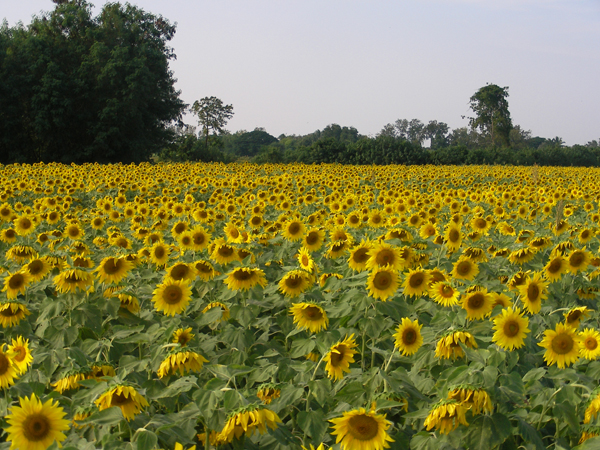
1,162,600,450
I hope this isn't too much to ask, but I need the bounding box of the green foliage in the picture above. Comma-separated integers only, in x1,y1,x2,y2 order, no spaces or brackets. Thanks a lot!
468,84,513,147
190,96,234,150
0,1,185,164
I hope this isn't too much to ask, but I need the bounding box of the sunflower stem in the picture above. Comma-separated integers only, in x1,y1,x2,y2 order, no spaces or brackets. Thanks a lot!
537,387,562,430
383,347,396,373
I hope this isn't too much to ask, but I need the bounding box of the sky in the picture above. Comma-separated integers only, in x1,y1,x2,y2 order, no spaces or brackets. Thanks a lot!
3,0,600,145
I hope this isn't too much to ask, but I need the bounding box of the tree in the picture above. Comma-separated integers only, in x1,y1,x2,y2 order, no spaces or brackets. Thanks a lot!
425,120,449,149
468,84,512,147
0,1,185,163
190,96,234,150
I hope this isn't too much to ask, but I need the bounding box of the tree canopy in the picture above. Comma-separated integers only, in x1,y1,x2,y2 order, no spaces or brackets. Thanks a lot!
468,84,513,147
0,0,185,164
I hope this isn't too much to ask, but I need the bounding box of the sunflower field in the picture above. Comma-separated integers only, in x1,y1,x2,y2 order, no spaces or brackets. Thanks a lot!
1,162,600,450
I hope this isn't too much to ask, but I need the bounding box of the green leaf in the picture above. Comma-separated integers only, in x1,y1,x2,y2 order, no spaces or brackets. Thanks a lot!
523,367,546,384
515,417,545,450
464,413,512,449
309,379,331,406
289,338,315,358
572,437,600,450
297,409,328,442
553,402,579,434
133,429,158,450
81,406,123,426
153,376,198,400
410,431,439,450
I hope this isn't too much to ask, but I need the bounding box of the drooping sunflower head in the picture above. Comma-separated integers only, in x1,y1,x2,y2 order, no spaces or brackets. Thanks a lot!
94,385,149,421
435,331,477,360
225,267,268,291
564,306,591,328
423,399,469,434
202,301,230,322
194,260,217,281
0,302,31,328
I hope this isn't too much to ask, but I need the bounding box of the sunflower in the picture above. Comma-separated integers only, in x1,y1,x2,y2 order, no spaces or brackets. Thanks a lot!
64,222,84,240
194,260,217,281
283,219,306,241
329,407,394,450
95,257,133,284
424,399,469,434
224,267,268,291
0,344,19,388
53,268,94,294
257,385,281,405
24,258,52,282
218,407,282,443
290,302,329,333
303,228,325,252
448,387,493,415
202,302,230,322
279,270,312,298
580,426,600,444
585,392,600,424
4,393,70,450
165,263,197,282
490,292,512,309
564,306,591,328
0,228,17,243
172,327,195,347
149,242,171,266
444,225,463,252
2,271,31,300
0,302,31,328
517,272,549,314
157,349,209,378
366,243,404,272
88,364,116,380
567,248,591,274
429,281,460,307
186,226,211,251
435,331,477,359
152,279,192,316
539,322,582,368
297,247,316,273
461,289,494,320
94,385,149,421
211,239,239,265
451,257,479,281
402,268,430,298
51,371,86,393
393,318,423,356
366,267,398,301
7,336,33,375
14,214,37,236
118,294,140,313
324,335,358,381
346,241,372,274
492,307,530,350
508,248,537,265
6,245,38,263
580,329,600,360
543,255,567,282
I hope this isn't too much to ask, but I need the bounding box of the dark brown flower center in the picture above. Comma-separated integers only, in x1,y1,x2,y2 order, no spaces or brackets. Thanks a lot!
162,285,183,305
23,414,50,441
348,414,379,440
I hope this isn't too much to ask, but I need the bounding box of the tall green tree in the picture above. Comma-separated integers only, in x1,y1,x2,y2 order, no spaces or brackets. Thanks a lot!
468,84,513,147
190,96,234,150
0,0,185,163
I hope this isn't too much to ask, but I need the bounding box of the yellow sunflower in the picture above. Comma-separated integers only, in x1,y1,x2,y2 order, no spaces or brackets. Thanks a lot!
279,270,312,298
461,289,494,320
202,302,230,322
330,407,394,450
0,344,19,388
13,214,37,236
303,228,325,252
366,267,398,301
517,272,549,314
324,335,358,381
149,242,171,266
23,258,52,282
186,226,211,251
224,267,268,291
4,394,70,450
194,260,217,281
53,269,94,294
0,302,31,328
451,257,479,281
402,268,430,298
564,306,591,328
7,336,33,375
448,387,493,415
296,247,316,273
424,399,469,434
165,263,197,282
539,322,582,368
257,385,281,405
348,240,373,273
2,271,31,300
366,243,404,272
118,294,140,313
172,327,195,347
94,385,149,421
157,349,209,378
152,279,192,316
95,257,133,284
283,219,306,242
435,331,477,359
290,302,329,333
218,407,282,443
393,318,423,356
567,248,591,274
429,281,460,307
580,328,600,360
224,222,245,244
492,307,530,350
210,239,239,265
51,371,86,393
444,224,463,252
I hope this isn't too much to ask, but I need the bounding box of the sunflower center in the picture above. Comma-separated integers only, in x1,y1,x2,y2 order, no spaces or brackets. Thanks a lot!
585,337,598,350
567,311,582,323
154,247,165,259
449,229,460,242
373,272,392,290
6,229,16,239
13,346,26,362
162,285,183,305
68,226,80,237
305,232,319,245
111,392,133,406
170,265,189,280
329,345,347,366
20,218,33,229
8,274,25,290
196,262,212,273
503,320,520,338
456,261,471,276
218,246,234,257
103,259,122,275
441,285,454,297
551,333,574,355
301,255,310,266
467,293,485,309
233,270,253,281
303,306,322,320
403,328,417,345
474,218,486,229
527,283,540,300
570,253,584,267
548,259,563,273
285,275,303,288
408,273,425,289
28,260,44,275
375,249,395,266
0,353,9,375
347,414,379,441
0,307,17,317
229,228,240,238
193,233,205,245
288,222,301,235
22,414,50,441
174,223,187,234
353,248,369,263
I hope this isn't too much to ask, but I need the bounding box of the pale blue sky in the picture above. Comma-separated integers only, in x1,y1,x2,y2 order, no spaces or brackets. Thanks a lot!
4,0,599,144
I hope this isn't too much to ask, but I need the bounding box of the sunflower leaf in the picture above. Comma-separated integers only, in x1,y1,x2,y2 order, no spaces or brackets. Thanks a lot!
297,409,327,442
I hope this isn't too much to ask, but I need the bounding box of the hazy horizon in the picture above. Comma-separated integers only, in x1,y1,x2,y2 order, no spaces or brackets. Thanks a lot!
4,0,599,145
